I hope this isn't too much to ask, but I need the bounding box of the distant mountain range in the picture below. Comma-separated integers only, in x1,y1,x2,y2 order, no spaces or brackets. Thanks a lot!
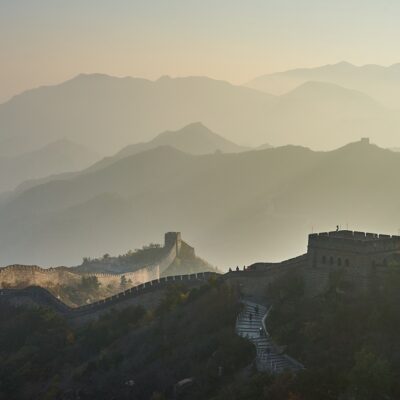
246,61,400,108
1,137,400,268
2,64,400,269
0,74,274,157
2,71,400,154
0,139,98,193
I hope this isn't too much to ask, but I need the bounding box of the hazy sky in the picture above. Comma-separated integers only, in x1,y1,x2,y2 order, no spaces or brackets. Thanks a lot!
1,0,400,103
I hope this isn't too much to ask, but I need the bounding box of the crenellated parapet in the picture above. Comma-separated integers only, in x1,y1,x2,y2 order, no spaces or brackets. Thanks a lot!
309,231,400,253
0,264,81,288
308,230,400,270
0,232,197,301
305,230,400,296
0,272,220,323
0,263,159,290
73,272,217,314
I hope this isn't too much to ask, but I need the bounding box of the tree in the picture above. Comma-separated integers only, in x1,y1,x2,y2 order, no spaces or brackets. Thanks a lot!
348,349,393,400
80,276,100,291
120,275,128,288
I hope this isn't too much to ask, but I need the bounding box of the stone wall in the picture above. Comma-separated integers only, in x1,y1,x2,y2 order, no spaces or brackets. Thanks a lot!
226,255,308,302
86,265,160,289
0,232,187,290
4,230,400,321
308,230,400,270
0,264,160,291
0,272,219,324
0,265,81,288
306,230,400,295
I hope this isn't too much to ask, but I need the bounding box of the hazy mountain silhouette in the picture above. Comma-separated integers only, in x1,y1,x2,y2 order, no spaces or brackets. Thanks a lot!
118,122,247,155
257,143,273,150
0,74,275,157
11,122,248,193
1,139,400,268
246,61,400,108
264,81,398,149
88,122,248,172
0,139,98,193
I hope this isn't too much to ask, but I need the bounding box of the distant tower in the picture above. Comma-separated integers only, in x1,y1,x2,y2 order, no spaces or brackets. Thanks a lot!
360,137,370,145
164,232,182,254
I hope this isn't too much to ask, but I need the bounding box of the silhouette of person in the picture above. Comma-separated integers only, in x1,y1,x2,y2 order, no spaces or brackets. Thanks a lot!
255,305,259,315
336,225,339,232
228,267,232,272
236,266,239,272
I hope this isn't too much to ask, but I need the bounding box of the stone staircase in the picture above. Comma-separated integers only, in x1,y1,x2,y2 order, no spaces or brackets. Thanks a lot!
236,299,304,374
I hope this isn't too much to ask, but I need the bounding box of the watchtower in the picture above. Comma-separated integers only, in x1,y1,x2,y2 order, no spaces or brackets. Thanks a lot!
308,230,400,270
164,232,182,255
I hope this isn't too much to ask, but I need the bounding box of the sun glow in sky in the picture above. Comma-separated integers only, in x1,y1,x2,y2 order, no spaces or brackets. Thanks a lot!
1,0,400,102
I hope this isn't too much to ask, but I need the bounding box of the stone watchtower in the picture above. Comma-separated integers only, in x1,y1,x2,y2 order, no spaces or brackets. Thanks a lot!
164,232,182,255
308,230,400,270
304,230,400,295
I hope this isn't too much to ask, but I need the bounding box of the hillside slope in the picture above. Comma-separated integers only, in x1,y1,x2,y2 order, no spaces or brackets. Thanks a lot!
0,139,98,192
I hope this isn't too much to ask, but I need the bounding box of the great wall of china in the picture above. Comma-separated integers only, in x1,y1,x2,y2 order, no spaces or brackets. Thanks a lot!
2,230,400,322
0,264,161,291
3,229,400,374
0,232,194,293
0,272,218,323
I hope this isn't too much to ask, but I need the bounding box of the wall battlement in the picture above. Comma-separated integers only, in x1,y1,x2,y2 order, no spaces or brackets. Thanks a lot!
308,230,400,268
308,231,400,255
0,263,159,289
0,272,219,323
0,232,187,290
309,230,400,243
4,230,399,321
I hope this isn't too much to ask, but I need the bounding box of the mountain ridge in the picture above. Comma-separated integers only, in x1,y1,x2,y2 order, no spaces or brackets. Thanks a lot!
0,139,99,193
88,122,248,173
0,74,276,157
3,71,400,155
246,61,400,107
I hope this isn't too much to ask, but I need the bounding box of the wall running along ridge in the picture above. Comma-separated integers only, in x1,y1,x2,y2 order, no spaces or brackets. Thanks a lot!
0,232,186,290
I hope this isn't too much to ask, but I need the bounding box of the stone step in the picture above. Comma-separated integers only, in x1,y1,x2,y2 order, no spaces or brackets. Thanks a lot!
237,318,264,323
238,323,263,327
236,323,263,328
236,299,303,374
236,325,262,331
236,326,262,332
